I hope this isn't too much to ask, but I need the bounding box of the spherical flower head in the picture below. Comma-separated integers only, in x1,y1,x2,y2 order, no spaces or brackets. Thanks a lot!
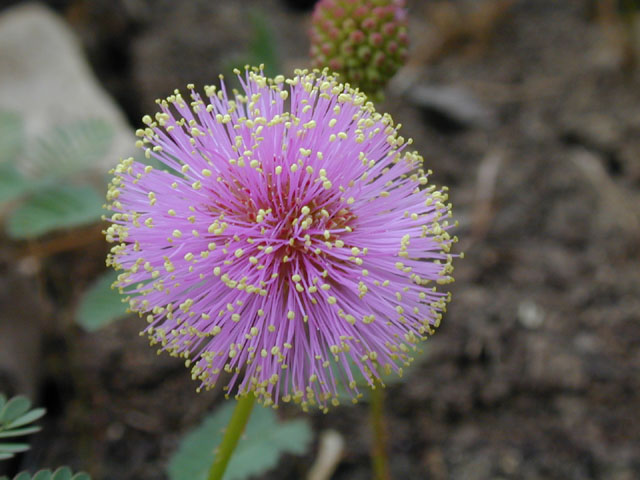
310,0,409,101
106,68,455,411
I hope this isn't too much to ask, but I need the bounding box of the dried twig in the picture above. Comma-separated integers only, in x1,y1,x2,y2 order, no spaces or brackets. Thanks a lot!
307,430,345,480
472,151,504,240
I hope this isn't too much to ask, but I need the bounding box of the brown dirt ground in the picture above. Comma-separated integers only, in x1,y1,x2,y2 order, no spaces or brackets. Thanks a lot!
1,0,639,479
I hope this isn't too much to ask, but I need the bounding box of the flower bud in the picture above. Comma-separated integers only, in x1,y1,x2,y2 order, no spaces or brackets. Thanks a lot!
310,0,409,100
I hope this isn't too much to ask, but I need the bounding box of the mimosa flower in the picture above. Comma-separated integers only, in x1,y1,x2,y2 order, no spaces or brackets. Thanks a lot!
106,68,455,411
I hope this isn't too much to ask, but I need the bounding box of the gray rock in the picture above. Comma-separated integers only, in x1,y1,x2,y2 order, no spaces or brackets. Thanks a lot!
0,3,134,174
406,84,497,130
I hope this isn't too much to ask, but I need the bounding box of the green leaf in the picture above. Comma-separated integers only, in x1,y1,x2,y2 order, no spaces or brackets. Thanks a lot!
32,473,52,480
0,396,31,425
224,9,281,78
0,443,30,454
334,346,429,405
70,474,90,480
51,467,72,480
0,395,45,461
5,408,47,429
6,185,104,239
26,118,114,179
168,402,313,480
14,473,34,480
5,408,46,430
224,411,311,480
76,270,128,332
0,110,24,163
2,471,90,480
0,163,35,205
134,152,181,178
247,10,280,78
0,426,41,438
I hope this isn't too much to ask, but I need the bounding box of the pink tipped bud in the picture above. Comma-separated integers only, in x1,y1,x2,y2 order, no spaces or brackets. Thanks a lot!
310,0,409,100
350,29,366,43
369,32,384,47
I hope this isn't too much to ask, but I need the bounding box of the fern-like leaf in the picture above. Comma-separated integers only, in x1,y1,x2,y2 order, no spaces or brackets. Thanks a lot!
0,467,91,480
0,394,45,461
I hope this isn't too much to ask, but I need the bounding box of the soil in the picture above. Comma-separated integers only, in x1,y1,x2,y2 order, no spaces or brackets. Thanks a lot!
1,0,639,479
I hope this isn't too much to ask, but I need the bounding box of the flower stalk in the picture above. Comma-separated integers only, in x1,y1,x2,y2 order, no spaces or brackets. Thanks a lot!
370,385,391,480
207,395,256,480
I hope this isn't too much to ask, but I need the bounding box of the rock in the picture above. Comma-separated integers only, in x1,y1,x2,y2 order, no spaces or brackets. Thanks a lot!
0,3,134,174
405,84,496,131
517,300,544,329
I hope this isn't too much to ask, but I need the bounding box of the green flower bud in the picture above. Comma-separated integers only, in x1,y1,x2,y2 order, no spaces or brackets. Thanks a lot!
310,0,409,101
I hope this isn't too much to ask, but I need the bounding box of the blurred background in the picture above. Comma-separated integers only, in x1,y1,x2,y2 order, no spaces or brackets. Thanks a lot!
0,0,639,479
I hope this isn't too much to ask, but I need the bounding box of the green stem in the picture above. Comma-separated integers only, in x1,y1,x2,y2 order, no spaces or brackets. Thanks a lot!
370,386,392,480
207,394,256,480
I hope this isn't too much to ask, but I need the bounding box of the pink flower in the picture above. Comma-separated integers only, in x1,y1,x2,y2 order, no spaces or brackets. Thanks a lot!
106,68,455,411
